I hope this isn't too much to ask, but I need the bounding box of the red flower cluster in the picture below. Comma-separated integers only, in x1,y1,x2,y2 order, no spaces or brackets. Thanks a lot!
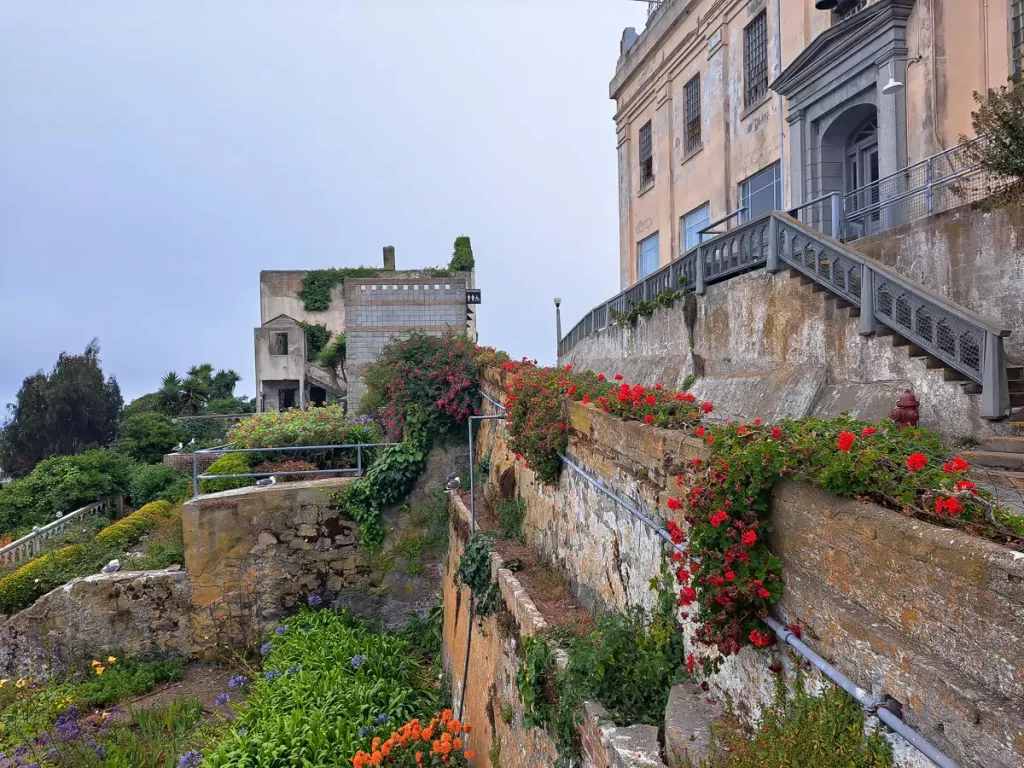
943,456,969,473
748,629,773,647
935,496,964,517
906,453,929,471
836,431,856,452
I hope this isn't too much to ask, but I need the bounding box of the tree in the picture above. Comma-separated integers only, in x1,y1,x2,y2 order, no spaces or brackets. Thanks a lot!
210,369,242,400
316,333,348,388
0,341,123,478
117,412,186,464
157,372,184,416
962,78,1024,204
449,235,475,272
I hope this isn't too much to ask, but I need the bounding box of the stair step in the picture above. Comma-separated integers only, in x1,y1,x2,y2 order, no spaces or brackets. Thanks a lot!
963,450,1024,471
962,382,982,395
877,326,896,338
832,298,853,310
891,336,912,347
810,283,827,293
942,369,969,382
1011,380,1024,393
1007,365,1024,379
848,307,861,318
1013,393,1024,408
906,344,930,358
975,469,1024,490
980,436,1024,454
798,275,814,286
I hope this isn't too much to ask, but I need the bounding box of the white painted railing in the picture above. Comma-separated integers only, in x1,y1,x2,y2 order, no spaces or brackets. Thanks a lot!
0,500,109,569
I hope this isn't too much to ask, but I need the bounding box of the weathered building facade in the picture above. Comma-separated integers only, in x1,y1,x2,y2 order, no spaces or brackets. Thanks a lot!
254,248,479,413
614,0,1020,287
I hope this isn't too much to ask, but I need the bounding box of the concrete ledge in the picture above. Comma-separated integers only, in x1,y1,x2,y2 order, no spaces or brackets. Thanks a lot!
664,681,722,767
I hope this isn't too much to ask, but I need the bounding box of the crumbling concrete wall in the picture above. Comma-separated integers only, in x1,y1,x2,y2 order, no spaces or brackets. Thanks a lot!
472,374,1024,768
560,267,1004,444
0,569,192,679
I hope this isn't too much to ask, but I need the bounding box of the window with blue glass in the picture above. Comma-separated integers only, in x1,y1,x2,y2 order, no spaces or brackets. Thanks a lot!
681,203,711,253
636,232,660,279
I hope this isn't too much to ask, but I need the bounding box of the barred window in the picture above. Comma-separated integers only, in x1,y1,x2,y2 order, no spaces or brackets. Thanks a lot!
1013,0,1024,76
744,11,768,108
639,121,654,190
684,75,701,154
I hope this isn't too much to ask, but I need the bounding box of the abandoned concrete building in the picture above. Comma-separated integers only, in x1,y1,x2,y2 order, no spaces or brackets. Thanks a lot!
254,246,479,413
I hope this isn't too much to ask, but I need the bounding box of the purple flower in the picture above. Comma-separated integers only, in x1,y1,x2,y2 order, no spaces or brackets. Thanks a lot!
178,751,204,768
375,713,389,725
286,665,301,675
349,654,367,669
215,693,230,707
228,675,249,689
307,594,323,607
260,642,273,656
264,669,282,681
358,726,370,737
238,727,248,736
274,625,287,636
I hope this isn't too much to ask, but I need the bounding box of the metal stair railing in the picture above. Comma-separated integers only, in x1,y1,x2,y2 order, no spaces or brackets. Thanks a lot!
558,208,1011,419
0,500,110,569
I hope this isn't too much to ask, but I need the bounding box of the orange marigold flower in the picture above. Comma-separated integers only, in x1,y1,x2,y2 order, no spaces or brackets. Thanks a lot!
465,750,476,759
453,738,463,750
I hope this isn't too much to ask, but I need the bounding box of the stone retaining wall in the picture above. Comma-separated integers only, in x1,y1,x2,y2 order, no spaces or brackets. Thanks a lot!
0,569,192,679
471,373,1024,768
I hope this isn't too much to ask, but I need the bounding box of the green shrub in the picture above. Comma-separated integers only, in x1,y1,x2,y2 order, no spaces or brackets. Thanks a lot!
495,497,526,542
228,406,378,450
203,608,440,767
0,501,177,614
198,454,253,494
962,78,1024,205
117,412,186,464
299,322,333,360
0,449,133,535
704,677,893,768
76,657,184,708
300,267,380,311
129,463,190,506
449,235,475,272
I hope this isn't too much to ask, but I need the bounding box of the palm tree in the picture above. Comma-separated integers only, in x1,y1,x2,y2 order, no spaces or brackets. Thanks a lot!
157,372,183,415
210,369,242,401
180,372,209,415
316,334,347,388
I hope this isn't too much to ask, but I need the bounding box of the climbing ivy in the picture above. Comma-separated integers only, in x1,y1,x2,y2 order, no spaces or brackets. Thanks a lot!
456,533,502,616
300,267,380,311
609,277,690,328
449,236,475,272
297,321,332,359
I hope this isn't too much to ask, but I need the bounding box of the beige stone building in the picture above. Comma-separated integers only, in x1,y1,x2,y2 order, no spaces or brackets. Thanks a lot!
613,0,1021,288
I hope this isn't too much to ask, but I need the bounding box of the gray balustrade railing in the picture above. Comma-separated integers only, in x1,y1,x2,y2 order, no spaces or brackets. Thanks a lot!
558,208,1011,419
842,135,1000,241
0,500,110,569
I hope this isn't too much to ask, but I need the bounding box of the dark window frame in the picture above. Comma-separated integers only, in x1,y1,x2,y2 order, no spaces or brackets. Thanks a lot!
1013,0,1024,76
739,162,782,223
684,74,702,154
270,332,289,356
639,120,655,191
744,11,769,109
636,231,660,280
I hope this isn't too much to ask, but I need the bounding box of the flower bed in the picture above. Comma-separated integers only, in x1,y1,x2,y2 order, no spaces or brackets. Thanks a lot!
228,405,378,450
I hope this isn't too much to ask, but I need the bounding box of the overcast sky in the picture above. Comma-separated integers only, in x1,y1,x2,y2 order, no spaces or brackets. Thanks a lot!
0,1,648,407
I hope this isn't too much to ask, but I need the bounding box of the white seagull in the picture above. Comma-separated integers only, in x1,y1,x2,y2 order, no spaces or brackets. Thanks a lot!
187,438,196,447
172,442,184,452
256,476,277,487
54,510,64,520
101,559,121,574
445,476,461,492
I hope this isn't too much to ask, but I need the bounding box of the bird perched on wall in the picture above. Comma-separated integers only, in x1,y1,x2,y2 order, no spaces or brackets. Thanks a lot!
445,476,461,492
54,510,64,520
172,442,183,452
101,559,121,574
187,438,196,447
256,476,277,487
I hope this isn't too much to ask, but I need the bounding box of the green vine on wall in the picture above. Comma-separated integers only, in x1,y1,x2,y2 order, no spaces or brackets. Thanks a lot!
449,236,475,272
609,277,690,328
457,533,502,616
300,267,380,311
297,321,332,360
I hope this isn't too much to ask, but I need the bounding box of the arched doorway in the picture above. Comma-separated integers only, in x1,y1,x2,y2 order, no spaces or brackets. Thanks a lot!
819,104,880,238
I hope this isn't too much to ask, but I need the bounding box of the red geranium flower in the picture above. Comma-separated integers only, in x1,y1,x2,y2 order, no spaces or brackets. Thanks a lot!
771,426,782,439
943,456,969,473
582,395,590,404
695,426,706,438
709,510,728,527
741,530,757,546
645,395,657,405
644,414,654,424
667,497,681,511
906,453,928,471
614,373,624,380
700,401,713,414
836,431,855,452
861,426,876,437
955,479,977,495
597,373,606,381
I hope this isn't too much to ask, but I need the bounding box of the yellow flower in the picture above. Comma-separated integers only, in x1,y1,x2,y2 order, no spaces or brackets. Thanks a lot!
107,656,117,665
91,660,101,667
94,666,105,676
15,680,26,689
0,680,8,688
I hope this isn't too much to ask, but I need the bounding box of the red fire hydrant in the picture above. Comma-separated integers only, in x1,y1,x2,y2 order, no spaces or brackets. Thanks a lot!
890,389,920,431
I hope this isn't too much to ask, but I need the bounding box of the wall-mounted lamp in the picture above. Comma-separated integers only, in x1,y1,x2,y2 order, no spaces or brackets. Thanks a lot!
814,0,838,9
881,57,922,95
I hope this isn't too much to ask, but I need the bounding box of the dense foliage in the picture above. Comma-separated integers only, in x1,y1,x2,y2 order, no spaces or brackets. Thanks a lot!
610,279,690,328
128,463,190,506
117,412,186,464
328,416,431,547
0,341,123,478
198,454,253,494
0,449,134,535
315,333,347,387
155,365,243,418
706,676,893,768
203,608,441,767
963,77,1024,205
456,534,502,616
516,605,686,766
670,416,1023,659
228,406,377,449
449,235,475,273
351,709,474,768
0,501,179,614
300,267,380,311
502,360,704,483
298,322,332,360
360,333,479,439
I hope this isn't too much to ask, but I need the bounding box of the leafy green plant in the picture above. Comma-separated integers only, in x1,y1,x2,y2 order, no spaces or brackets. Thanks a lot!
75,657,184,708
457,534,502,616
0,501,178,614
129,463,190,506
316,333,348,388
0,449,133,535
704,676,893,768
300,267,380,311
494,497,526,542
228,406,378,450
203,608,441,767
609,278,690,328
198,453,253,494
117,412,186,464
299,321,333,360
962,78,1024,205
449,235,475,272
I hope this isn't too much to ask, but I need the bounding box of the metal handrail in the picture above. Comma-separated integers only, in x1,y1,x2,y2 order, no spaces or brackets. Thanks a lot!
697,207,747,237
191,441,398,498
0,501,108,568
